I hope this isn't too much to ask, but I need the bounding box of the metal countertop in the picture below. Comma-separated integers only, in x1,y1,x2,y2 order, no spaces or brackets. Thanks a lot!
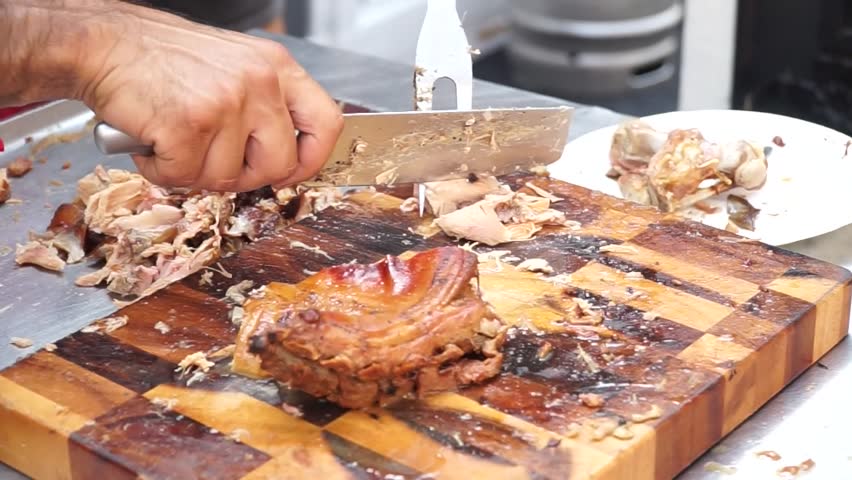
0,33,850,480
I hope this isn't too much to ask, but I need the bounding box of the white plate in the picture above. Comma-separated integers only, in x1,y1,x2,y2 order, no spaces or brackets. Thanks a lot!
549,109,852,246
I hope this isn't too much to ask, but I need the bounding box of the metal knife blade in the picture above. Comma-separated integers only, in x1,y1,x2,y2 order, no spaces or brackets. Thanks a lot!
93,105,573,186
314,106,573,186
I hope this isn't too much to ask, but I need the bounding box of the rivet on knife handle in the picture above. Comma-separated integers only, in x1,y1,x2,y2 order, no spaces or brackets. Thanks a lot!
93,122,155,156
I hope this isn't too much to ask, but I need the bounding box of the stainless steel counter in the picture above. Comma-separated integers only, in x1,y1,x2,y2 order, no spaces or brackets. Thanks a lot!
0,33,850,480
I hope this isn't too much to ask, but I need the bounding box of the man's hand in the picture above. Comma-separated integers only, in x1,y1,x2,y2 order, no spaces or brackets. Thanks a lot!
0,0,343,192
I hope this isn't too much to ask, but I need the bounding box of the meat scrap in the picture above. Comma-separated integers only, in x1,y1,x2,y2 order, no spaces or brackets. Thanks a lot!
15,165,342,303
434,191,579,246
399,196,419,213
224,280,255,305
417,173,580,247
516,258,553,274
6,157,33,177
176,351,214,377
421,175,507,217
0,169,10,204
15,241,65,271
81,315,128,334
15,203,88,272
10,337,33,349
579,392,605,408
233,246,508,409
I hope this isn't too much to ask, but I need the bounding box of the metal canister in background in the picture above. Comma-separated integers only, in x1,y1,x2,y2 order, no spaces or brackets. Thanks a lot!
506,0,684,102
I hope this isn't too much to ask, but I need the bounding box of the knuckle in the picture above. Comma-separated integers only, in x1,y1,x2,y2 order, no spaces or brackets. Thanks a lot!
195,82,246,119
244,63,280,92
217,84,246,113
183,108,219,135
260,41,294,67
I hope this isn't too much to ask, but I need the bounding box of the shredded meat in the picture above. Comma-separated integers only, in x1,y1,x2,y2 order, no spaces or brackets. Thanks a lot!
233,246,507,409
15,241,65,271
16,165,344,303
644,129,727,211
414,175,578,246
610,120,668,175
275,185,343,223
421,175,506,216
608,121,769,213
19,203,88,266
434,191,579,246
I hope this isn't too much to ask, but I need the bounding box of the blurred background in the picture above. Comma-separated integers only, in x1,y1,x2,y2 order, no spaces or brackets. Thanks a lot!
3,0,849,136
284,0,851,135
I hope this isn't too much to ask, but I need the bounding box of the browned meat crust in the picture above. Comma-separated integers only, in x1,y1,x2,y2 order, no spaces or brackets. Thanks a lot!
233,246,507,409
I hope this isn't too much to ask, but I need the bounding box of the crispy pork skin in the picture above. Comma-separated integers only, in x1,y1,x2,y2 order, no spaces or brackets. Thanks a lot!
233,246,507,409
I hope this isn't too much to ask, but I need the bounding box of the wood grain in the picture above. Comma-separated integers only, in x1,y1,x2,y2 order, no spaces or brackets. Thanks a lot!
142,385,354,479
0,377,91,480
1,352,135,419
0,174,849,480
326,410,531,480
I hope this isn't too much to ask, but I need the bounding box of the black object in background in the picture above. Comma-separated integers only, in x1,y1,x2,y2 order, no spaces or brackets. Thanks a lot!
733,0,851,135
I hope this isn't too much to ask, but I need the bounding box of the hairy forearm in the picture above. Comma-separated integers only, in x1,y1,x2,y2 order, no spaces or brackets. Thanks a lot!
0,0,131,106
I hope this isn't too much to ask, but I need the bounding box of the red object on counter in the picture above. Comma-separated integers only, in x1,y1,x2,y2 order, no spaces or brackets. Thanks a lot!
0,103,45,121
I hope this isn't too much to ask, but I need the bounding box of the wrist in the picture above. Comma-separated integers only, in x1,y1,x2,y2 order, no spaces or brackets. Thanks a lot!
0,0,134,105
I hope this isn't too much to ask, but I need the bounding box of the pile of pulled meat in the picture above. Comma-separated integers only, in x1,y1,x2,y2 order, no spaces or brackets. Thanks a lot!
608,120,769,213
418,174,579,246
15,165,341,301
234,246,507,408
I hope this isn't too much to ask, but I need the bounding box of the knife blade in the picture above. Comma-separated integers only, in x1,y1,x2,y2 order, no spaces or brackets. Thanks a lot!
93,105,573,187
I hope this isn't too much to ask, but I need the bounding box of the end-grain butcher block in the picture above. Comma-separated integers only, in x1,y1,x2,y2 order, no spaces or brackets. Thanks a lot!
0,172,850,480
233,246,508,409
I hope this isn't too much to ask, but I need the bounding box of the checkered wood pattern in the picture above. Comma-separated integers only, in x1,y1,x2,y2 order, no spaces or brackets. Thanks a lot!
1,173,849,480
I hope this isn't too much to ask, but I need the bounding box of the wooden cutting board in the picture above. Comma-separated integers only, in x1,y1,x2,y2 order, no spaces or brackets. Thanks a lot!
1,173,850,480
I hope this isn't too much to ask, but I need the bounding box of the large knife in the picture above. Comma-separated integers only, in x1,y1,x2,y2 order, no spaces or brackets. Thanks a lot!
93,106,572,187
